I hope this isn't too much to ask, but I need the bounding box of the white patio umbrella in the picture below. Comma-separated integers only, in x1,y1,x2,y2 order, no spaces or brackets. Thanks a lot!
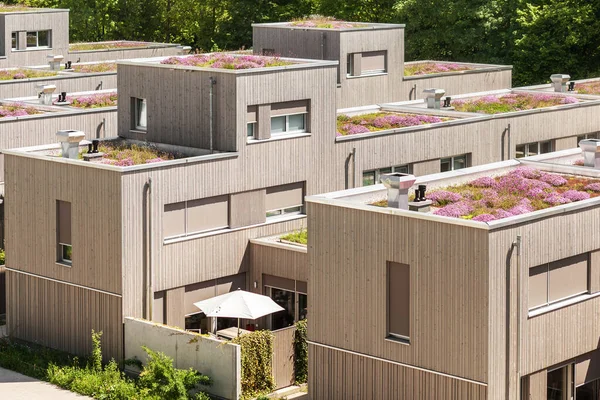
193,289,285,337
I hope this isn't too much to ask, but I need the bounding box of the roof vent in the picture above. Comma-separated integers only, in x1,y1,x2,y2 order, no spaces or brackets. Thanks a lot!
550,74,570,93
35,84,56,105
47,54,64,71
423,88,446,109
56,130,85,159
177,45,192,55
579,139,600,168
380,173,417,210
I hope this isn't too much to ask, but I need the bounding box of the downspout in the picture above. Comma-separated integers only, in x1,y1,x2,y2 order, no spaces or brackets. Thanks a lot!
146,178,153,320
352,147,356,188
413,83,417,100
513,235,522,400
209,77,216,153
320,32,324,60
507,124,512,160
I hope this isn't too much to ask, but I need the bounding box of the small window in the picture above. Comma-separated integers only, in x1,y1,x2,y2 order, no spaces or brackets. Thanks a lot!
270,100,309,135
516,140,553,158
363,165,411,186
57,200,72,265
11,32,17,50
247,123,255,138
271,116,286,134
247,105,257,138
387,261,410,342
38,30,49,47
265,182,304,219
347,51,387,77
133,98,147,130
441,154,469,172
25,30,50,48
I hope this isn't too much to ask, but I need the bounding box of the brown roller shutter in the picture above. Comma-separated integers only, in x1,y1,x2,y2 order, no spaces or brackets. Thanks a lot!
57,200,71,245
186,195,229,234
528,265,548,309
263,274,295,292
163,202,185,238
361,51,386,74
247,105,257,123
270,100,308,116
549,254,588,302
153,291,166,323
388,262,409,338
296,280,307,294
265,182,304,212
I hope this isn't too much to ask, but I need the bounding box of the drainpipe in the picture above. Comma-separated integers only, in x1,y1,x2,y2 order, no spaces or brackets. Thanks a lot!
412,84,417,100
209,77,216,153
513,235,522,400
507,124,511,160
352,147,356,188
145,178,153,320
320,32,324,59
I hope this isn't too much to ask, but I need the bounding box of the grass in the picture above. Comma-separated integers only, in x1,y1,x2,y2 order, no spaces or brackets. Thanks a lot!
69,41,148,51
404,62,473,76
289,16,367,29
576,81,600,95
0,3,33,12
77,142,177,166
0,68,58,81
0,338,77,380
280,229,307,245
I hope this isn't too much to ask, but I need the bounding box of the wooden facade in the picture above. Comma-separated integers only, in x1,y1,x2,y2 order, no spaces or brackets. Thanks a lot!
0,73,117,99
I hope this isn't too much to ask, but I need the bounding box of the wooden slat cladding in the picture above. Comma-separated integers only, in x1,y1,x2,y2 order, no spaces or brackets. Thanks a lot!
308,344,487,400
6,270,123,361
272,326,296,389
307,201,489,383
249,241,307,293
487,206,600,400
0,75,118,99
4,155,123,294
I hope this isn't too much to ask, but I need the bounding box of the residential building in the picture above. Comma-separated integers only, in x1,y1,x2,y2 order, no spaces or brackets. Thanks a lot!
305,153,600,399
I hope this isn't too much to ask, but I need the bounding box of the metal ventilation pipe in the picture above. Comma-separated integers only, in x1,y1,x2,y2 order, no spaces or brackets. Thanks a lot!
380,173,417,210
550,74,570,92
209,77,216,153
423,88,446,109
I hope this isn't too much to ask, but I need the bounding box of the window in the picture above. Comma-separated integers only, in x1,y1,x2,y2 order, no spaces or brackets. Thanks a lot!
57,200,72,265
387,261,410,342
548,364,574,400
347,51,387,77
163,195,229,239
133,98,147,130
26,30,50,48
264,275,307,330
440,154,469,172
270,100,308,135
363,165,410,186
529,254,589,310
516,140,553,158
247,105,257,138
265,182,304,218
11,32,17,50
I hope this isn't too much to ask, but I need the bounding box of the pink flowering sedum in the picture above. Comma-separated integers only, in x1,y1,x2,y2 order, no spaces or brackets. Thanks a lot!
69,41,148,51
562,190,590,201
575,81,600,95
472,214,496,222
0,68,57,81
426,190,463,206
453,93,579,114
59,92,118,108
337,112,452,136
161,53,293,69
289,16,366,29
584,183,600,192
0,103,41,118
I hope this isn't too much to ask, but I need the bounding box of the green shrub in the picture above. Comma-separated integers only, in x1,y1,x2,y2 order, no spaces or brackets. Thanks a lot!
0,337,76,379
280,229,307,245
293,319,308,384
0,248,5,265
232,330,275,399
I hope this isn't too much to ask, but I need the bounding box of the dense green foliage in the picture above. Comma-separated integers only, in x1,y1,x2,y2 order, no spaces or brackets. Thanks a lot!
281,229,308,245
6,1,598,86
0,331,211,400
232,330,275,399
293,319,308,384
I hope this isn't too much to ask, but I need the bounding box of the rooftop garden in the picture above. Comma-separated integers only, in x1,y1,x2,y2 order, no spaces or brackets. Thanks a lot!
337,112,453,136
0,103,41,118
404,62,473,76
404,167,600,221
0,68,58,81
69,41,148,51
280,229,307,245
575,81,600,95
289,16,367,29
452,93,578,114
57,92,118,108
160,53,293,69
72,62,117,73
94,142,177,166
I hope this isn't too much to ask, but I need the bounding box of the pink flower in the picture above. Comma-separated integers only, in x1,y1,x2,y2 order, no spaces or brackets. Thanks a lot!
470,176,497,188
561,190,590,201
433,202,473,217
427,190,463,205
544,193,571,205
472,214,496,222
494,209,514,219
584,183,600,192
539,173,567,186
562,96,578,104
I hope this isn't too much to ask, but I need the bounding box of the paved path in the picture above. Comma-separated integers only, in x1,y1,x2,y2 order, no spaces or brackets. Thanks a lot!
0,366,91,399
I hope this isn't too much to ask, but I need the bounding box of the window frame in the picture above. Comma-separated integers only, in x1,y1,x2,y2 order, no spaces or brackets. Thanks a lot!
346,51,388,77
516,140,553,158
363,165,411,186
163,196,230,240
56,200,72,266
441,154,469,172
25,30,50,49
134,97,147,131
387,261,410,343
270,113,307,136
11,32,17,50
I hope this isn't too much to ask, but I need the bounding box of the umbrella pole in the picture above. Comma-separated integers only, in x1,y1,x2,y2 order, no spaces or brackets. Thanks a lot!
237,318,240,337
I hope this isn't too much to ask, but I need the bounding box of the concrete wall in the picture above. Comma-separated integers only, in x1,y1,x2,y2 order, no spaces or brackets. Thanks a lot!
124,318,241,400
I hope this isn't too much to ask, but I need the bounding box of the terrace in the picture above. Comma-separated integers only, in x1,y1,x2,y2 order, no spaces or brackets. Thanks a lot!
310,157,600,228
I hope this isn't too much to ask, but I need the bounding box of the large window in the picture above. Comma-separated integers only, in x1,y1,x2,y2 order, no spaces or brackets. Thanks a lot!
57,200,72,265
265,182,304,219
363,165,411,186
26,30,50,48
529,253,589,310
516,140,552,158
440,154,469,172
164,195,229,239
347,51,387,77
387,261,410,342
133,98,147,131
270,101,308,136
264,275,307,330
